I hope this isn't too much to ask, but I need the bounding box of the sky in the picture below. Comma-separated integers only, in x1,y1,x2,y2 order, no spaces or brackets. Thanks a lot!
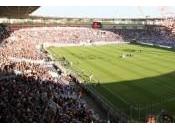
31,6,175,18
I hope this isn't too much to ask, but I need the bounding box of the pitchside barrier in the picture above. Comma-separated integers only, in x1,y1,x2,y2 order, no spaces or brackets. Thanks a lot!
134,41,173,49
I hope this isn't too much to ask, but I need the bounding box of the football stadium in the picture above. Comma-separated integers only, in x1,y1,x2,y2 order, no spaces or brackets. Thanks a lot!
0,6,175,123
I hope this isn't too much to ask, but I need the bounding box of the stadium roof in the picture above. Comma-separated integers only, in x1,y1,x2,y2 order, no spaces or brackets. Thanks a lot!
0,6,39,18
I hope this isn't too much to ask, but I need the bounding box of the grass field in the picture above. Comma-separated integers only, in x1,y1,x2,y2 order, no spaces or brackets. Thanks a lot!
47,43,175,121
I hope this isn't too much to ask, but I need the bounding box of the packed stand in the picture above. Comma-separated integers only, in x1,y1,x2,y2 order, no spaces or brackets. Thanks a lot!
0,61,99,123
0,27,107,122
0,27,123,61
111,27,175,47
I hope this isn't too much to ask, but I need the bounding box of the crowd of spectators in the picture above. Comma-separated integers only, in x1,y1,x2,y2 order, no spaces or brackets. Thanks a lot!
0,27,124,60
111,27,175,47
0,27,107,122
0,60,99,122
9,27,123,44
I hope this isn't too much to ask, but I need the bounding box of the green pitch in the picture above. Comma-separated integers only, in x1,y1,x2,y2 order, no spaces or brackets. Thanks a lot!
47,43,175,121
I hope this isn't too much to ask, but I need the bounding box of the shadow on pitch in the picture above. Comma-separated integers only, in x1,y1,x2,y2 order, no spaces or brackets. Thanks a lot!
86,70,175,122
